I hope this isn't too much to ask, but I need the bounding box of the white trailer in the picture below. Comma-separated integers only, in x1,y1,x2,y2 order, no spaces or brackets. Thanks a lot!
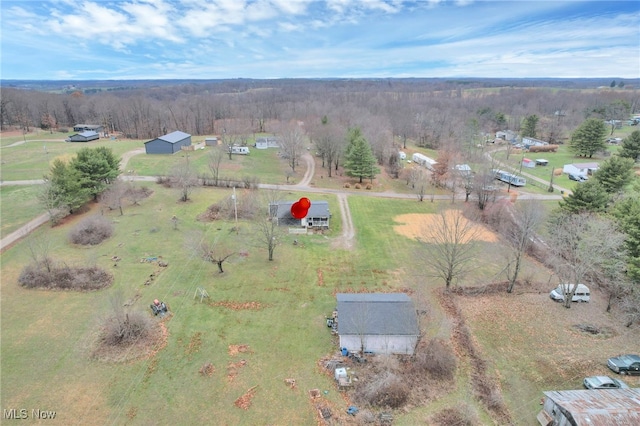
411,153,437,170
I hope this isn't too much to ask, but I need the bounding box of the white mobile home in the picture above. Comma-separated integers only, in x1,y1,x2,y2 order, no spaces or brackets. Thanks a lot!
231,146,250,155
412,153,437,170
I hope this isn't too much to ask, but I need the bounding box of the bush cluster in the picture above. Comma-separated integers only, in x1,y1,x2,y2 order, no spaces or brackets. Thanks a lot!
353,371,409,409
99,310,153,346
412,338,457,380
18,263,113,290
68,215,114,245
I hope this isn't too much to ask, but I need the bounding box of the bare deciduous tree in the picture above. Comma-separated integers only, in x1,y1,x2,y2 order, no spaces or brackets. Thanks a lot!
187,230,236,273
254,190,284,261
418,208,481,290
546,212,627,308
278,122,306,172
171,156,198,202
207,146,225,186
99,180,127,215
503,202,545,293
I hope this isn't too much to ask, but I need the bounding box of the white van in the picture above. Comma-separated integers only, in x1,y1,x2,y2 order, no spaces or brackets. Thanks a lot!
549,284,590,303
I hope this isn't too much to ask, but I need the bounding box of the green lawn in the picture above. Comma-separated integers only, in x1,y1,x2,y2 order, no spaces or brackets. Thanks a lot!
1,182,529,424
0,185,45,237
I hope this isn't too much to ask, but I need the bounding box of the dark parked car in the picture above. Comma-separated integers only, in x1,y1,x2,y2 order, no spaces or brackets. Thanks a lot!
607,354,640,375
568,173,587,182
583,375,629,389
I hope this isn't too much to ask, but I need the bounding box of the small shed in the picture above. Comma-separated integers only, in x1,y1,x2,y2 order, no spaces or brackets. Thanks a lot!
537,388,640,426
144,131,192,154
67,131,99,142
562,162,599,177
269,201,330,229
535,159,549,166
455,164,472,175
205,137,219,146
336,293,419,355
521,158,535,168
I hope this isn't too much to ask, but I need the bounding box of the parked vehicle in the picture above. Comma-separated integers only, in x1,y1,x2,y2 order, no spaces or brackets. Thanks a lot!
608,354,640,375
549,284,590,303
583,376,629,389
568,173,587,182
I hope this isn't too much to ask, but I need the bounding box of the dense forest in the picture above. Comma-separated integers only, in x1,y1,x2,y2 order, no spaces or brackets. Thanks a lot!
2,79,639,148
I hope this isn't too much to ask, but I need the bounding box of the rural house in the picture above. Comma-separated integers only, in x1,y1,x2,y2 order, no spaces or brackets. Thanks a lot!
522,136,549,149
255,137,279,149
144,131,192,154
73,124,103,133
537,388,640,426
269,201,330,229
335,293,419,355
67,130,99,142
562,162,599,178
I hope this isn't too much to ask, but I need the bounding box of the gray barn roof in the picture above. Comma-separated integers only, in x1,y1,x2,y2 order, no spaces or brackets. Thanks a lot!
152,130,191,144
336,293,419,336
543,388,640,425
78,131,98,138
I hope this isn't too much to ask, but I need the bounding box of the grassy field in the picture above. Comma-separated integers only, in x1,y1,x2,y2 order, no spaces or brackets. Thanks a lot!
0,185,44,237
2,128,639,424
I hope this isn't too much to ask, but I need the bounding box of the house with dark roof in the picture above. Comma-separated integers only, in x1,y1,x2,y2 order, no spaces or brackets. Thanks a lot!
336,293,419,355
73,124,103,133
537,388,640,426
144,131,192,154
67,130,99,142
269,200,330,229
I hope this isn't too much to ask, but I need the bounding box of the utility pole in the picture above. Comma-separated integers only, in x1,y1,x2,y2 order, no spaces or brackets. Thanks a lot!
232,186,238,234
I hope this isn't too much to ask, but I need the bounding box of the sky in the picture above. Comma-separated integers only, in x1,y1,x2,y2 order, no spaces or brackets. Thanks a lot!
1,0,639,80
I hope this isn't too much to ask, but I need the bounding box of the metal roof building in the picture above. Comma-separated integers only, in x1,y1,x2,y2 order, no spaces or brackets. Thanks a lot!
144,131,192,154
538,388,640,426
336,293,419,355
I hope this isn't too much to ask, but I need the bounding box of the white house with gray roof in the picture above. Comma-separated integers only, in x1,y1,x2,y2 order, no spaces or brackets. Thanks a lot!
269,200,330,229
336,293,419,355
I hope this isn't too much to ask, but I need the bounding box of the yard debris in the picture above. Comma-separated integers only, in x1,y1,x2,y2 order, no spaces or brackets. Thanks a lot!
208,300,264,310
317,405,331,419
199,362,215,377
227,359,247,382
284,378,296,389
308,389,320,399
234,385,258,410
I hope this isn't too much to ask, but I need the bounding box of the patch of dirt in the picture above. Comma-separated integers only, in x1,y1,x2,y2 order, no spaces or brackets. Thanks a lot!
208,300,265,310
393,212,499,243
234,385,258,410
186,332,202,357
228,344,252,356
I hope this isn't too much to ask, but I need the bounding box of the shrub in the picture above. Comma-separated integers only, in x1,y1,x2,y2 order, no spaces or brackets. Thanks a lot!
344,183,351,188
355,183,362,189
18,264,112,290
413,338,456,380
100,310,153,347
69,215,114,245
365,184,372,190
353,371,409,409
431,405,478,426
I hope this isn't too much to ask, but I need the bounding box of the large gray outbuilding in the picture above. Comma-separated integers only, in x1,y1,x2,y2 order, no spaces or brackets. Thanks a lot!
144,131,192,154
336,293,419,355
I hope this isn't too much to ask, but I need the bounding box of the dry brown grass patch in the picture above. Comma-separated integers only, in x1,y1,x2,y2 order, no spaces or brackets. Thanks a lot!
393,212,498,243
